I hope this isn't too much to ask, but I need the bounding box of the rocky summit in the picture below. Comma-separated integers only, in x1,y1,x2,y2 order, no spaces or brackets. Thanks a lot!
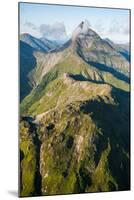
19,20,130,197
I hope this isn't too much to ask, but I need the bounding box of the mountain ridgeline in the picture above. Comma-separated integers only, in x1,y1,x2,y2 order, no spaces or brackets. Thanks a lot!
19,20,130,197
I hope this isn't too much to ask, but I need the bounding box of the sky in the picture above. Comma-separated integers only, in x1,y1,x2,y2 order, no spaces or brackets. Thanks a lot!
19,2,130,43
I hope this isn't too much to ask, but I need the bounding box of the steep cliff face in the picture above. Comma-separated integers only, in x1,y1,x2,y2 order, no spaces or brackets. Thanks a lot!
20,21,130,197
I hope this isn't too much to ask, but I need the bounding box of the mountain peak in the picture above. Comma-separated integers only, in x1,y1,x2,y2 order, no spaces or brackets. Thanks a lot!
72,20,98,41
78,20,90,30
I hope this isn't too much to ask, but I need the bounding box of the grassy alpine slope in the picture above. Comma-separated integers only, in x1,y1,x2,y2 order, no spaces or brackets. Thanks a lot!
19,21,130,196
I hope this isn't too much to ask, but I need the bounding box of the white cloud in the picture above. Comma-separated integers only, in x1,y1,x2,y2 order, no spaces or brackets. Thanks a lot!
20,21,68,40
20,19,129,44
93,20,105,34
91,19,129,43
39,22,67,40
108,19,129,35
24,22,38,31
20,21,41,38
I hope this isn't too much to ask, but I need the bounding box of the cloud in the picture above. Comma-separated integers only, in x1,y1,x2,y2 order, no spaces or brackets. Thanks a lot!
84,19,91,27
108,20,129,35
21,21,67,40
20,21,41,37
39,22,67,40
93,20,105,34
122,26,129,35
24,22,38,31
90,19,129,43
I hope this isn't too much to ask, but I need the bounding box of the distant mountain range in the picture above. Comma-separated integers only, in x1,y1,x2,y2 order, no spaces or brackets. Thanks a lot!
19,20,130,197
19,33,68,100
20,33,60,52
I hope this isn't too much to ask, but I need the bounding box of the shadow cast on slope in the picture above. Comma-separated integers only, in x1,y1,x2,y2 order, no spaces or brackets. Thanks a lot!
80,88,130,190
28,120,42,196
20,41,37,101
69,74,104,84
87,61,129,84
119,51,130,62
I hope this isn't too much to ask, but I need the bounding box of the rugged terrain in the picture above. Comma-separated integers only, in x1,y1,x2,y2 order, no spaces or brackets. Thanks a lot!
19,20,130,197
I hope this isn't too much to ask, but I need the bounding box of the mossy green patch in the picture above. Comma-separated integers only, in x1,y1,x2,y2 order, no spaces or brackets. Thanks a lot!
20,120,37,197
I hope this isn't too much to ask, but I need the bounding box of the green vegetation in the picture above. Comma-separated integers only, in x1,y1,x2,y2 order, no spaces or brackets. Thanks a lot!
20,53,129,116
20,121,36,196
20,82,130,195
20,22,130,196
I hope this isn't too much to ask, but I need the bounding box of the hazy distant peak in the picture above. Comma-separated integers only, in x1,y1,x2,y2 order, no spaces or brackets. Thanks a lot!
20,33,59,52
20,33,33,39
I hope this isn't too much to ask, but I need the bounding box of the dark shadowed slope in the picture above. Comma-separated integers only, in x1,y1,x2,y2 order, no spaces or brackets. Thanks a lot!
20,41,36,101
